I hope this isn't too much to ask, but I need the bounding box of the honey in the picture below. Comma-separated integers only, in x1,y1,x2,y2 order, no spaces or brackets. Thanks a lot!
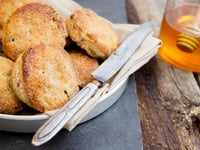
158,4,200,72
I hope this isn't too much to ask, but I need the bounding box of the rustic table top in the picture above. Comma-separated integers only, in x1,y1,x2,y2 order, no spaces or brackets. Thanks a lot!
126,0,200,149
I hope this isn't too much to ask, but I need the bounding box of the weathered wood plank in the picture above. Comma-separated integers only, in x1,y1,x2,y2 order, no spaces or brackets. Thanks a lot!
126,0,166,35
126,0,200,149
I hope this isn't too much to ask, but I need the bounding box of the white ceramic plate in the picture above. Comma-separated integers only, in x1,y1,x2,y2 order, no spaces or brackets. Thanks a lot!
0,78,128,133
0,0,160,133
0,0,133,133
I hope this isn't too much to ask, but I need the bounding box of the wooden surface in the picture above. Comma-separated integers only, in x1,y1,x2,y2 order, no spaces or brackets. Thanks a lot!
126,0,200,149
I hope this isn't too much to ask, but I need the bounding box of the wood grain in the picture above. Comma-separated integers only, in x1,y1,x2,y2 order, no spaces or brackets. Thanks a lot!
126,0,200,149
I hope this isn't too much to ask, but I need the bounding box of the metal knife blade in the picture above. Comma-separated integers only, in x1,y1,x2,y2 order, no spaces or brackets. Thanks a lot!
92,22,154,82
32,21,155,146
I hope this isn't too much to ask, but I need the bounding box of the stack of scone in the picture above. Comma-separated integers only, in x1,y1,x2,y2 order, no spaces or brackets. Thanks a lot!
0,1,120,114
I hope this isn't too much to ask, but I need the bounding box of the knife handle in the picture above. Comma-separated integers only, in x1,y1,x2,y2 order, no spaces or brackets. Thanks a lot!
32,82,99,146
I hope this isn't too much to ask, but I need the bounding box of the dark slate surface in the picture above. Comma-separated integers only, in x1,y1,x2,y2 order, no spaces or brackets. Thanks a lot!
0,0,143,149
74,0,128,23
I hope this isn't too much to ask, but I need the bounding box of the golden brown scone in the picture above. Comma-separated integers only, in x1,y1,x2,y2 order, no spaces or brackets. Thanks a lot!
0,0,41,40
2,2,67,60
66,8,120,60
69,49,99,87
11,44,79,112
0,56,24,114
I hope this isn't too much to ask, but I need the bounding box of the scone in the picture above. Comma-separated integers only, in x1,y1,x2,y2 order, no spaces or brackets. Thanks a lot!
0,0,41,41
11,44,79,112
69,49,99,87
2,2,67,60
0,56,24,114
66,8,120,60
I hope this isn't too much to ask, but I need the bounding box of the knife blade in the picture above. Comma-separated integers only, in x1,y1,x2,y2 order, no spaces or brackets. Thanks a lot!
32,21,155,146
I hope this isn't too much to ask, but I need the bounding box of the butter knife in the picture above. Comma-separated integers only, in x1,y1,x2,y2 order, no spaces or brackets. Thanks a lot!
32,21,155,146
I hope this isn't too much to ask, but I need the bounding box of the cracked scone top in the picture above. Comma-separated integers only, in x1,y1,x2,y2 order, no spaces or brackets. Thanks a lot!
11,44,79,112
0,0,41,41
66,8,120,60
2,2,67,60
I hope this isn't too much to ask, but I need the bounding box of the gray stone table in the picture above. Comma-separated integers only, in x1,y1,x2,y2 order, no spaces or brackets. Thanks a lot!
0,0,143,149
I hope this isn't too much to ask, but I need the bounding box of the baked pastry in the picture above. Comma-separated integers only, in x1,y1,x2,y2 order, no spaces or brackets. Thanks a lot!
11,44,79,112
66,8,120,60
69,49,99,87
2,2,67,60
0,56,24,114
0,0,41,41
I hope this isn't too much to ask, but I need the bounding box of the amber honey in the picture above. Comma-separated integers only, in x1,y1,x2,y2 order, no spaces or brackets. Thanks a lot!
158,4,200,72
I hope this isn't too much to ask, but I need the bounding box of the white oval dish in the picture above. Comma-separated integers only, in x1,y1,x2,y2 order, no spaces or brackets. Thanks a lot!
0,0,160,133
0,0,130,133
0,78,128,133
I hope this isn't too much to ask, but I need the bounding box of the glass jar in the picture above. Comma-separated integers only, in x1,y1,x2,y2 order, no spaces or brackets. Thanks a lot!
158,0,200,72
